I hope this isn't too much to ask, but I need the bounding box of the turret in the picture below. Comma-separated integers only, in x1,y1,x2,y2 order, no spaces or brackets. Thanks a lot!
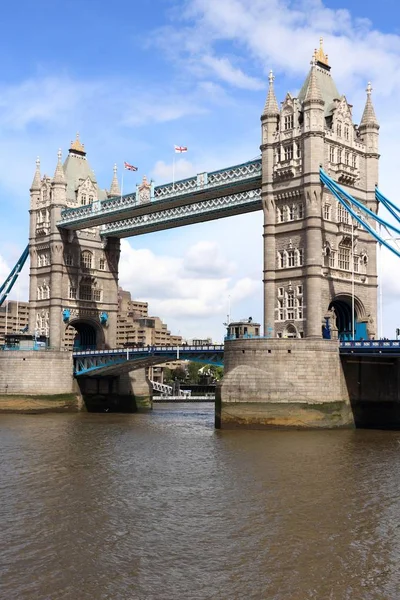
109,163,121,197
260,70,279,336
30,156,41,210
51,149,67,207
358,82,379,156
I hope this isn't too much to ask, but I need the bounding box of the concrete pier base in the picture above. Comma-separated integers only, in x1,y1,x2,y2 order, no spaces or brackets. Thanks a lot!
216,339,354,429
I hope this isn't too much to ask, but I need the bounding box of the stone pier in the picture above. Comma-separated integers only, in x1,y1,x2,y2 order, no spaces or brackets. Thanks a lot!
216,339,354,429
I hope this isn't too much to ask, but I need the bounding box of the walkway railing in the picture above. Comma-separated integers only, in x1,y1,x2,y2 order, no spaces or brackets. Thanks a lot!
58,159,262,228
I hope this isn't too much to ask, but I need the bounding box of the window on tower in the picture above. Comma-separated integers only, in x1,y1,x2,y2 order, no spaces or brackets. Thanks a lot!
329,146,335,163
338,203,350,224
337,122,342,137
298,203,304,219
338,245,350,270
287,250,295,267
324,204,331,220
284,114,294,130
344,125,349,140
297,249,304,266
80,251,93,270
284,145,293,161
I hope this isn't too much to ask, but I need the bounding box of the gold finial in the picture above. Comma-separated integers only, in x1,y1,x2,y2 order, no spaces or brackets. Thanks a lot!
70,132,85,153
313,37,329,67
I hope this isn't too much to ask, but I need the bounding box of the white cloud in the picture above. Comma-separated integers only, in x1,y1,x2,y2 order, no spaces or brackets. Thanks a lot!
118,238,260,338
201,55,264,90
183,241,235,277
152,159,195,182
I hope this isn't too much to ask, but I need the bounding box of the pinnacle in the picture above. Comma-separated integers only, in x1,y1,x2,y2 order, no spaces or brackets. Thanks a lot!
304,61,323,104
360,82,379,127
109,163,121,196
30,156,41,191
53,148,66,184
263,70,279,116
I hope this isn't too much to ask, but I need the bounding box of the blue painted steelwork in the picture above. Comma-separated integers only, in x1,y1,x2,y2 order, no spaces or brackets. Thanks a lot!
73,344,224,376
57,158,262,231
375,187,400,226
320,169,400,258
339,340,400,355
0,245,29,307
103,188,262,238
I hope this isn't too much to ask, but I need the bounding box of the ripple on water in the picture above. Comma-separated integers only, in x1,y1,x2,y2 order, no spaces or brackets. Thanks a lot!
1,407,400,599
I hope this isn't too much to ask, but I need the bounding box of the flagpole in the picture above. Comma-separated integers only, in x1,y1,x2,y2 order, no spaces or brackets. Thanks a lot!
121,166,124,201
173,151,175,190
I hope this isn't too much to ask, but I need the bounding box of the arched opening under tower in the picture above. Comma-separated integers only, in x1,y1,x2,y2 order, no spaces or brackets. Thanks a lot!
66,318,105,351
325,295,368,341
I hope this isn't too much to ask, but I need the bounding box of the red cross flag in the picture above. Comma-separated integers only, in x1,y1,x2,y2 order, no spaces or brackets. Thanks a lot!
124,161,138,171
174,145,188,153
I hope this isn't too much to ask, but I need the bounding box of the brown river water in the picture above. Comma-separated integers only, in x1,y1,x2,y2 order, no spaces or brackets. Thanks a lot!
1,403,400,600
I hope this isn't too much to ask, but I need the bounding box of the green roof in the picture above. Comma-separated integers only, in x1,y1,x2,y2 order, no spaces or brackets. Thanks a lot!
63,151,107,201
298,65,340,116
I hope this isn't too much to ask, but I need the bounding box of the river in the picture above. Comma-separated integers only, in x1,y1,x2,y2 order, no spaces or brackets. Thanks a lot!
1,403,400,599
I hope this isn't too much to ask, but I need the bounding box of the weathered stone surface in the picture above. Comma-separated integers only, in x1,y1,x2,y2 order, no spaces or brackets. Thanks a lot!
0,351,74,395
217,339,354,429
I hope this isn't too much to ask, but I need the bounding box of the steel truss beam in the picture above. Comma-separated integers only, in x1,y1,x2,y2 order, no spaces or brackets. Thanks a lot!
73,345,224,376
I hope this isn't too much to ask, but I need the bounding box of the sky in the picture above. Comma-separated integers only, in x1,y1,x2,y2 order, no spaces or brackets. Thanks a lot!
1,0,400,342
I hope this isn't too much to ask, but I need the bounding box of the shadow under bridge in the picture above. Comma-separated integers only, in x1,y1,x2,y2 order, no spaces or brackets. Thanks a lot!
73,345,224,377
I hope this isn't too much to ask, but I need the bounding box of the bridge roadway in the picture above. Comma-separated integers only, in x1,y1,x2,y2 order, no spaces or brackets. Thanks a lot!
73,340,400,377
57,159,262,237
73,344,224,376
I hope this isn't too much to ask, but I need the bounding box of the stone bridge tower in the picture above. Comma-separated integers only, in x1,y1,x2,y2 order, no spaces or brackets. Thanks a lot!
28,136,121,350
261,40,379,340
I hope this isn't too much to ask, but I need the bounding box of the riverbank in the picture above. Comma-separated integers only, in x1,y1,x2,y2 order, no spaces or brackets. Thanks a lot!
0,394,82,413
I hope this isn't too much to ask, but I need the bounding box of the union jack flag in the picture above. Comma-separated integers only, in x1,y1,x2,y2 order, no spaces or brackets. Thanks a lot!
124,161,138,171
174,145,188,153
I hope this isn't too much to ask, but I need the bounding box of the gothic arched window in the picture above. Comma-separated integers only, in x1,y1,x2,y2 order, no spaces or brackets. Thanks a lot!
80,251,93,270
283,113,294,131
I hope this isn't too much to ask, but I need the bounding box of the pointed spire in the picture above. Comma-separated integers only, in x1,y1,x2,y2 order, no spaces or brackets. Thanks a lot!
360,82,379,127
30,156,41,191
304,59,323,104
263,70,279,116
109,163,121,196
53,148,66,184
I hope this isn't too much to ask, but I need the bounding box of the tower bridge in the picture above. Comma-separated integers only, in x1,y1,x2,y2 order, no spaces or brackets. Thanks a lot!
3,39,397,428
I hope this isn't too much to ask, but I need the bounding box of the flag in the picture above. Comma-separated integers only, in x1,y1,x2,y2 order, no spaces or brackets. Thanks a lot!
174,145,188,153
124,161,138,171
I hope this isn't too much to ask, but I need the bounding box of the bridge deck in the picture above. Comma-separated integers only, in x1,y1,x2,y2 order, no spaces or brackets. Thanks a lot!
73,344,224,376
57,159,262,237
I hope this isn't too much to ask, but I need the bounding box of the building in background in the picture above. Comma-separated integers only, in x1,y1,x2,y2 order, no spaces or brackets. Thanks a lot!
0,301,30,345
226,318,260,340
116,288,182,348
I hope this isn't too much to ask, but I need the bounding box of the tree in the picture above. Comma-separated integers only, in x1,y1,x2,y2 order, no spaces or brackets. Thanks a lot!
163,367,173,383
187,361,200,384
172,366,187,382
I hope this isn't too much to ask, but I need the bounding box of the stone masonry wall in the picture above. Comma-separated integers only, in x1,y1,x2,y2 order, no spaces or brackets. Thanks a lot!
217,339,353,428
0,351,74,395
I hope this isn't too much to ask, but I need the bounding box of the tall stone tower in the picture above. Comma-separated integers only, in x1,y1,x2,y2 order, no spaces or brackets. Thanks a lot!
261,40,379,340
28,136,121,350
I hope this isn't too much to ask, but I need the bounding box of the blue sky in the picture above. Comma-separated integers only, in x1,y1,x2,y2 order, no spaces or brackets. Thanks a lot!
1,0,400,341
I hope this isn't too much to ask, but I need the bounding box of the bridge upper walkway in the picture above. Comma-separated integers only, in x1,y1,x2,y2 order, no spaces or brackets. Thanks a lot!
57,159,262,237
